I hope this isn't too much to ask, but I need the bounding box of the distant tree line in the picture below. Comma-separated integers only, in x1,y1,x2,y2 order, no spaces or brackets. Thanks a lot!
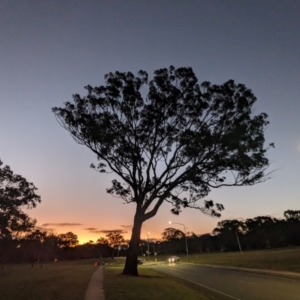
1,209,299,266
211,210,300,252
158,210,300,255
2,158,299,266
0,228,130,267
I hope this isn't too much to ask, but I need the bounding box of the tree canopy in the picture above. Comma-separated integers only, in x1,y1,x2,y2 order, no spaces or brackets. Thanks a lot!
57,232,79,248
52,66,273,275
106,231,125,258
162,227,185,241
0,159,41,239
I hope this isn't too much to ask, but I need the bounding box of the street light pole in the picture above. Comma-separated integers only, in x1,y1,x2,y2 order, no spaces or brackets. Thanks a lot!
235,230,243,254
169,221,189,262
147,232,150,261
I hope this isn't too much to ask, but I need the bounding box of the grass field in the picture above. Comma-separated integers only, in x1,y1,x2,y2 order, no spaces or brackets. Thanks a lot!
2,249,299,300
104,266,208,300
0,259,97,300
0,258,209,300
153,247,300,273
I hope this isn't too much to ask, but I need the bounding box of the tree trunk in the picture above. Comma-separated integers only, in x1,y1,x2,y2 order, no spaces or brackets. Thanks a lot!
122,212,143,276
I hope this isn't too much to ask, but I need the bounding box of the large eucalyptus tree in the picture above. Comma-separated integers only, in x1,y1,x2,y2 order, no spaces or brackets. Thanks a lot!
52,66,273,275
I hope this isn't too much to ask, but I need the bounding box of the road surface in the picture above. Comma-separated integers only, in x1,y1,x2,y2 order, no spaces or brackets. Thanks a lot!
150,263,300,300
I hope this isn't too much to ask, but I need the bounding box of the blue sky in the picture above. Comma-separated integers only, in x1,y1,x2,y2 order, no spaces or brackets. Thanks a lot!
1,1,299,243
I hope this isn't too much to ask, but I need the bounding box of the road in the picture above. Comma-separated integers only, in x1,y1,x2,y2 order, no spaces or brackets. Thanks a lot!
150,263,300,300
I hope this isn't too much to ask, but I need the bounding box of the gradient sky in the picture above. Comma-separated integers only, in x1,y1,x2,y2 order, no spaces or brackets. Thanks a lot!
1,1,299,244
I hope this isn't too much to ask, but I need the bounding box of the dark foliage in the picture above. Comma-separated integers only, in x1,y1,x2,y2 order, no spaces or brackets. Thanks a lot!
0,159,41,239
0,159,41,267
212,210,300,251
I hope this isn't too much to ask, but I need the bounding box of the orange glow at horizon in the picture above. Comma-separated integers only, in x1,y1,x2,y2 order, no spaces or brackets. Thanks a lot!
34,198,219,246
61,223,214,245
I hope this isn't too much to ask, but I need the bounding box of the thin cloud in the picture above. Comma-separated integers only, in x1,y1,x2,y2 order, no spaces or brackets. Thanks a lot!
97,229,127,234
35,226,53,232
90,230,109,234
120,224,144,229
83,228,127,234
121,225,132,230
84,227,98,231
41,223,82,227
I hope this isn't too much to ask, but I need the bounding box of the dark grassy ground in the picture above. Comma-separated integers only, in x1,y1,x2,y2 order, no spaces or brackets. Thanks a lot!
0,258,209,300
0,259,97,300
2,248,299,300
153,247,300,272
104,266,208,300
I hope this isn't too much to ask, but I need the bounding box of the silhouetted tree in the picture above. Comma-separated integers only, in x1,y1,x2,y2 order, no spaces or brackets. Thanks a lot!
213,219,245,251
52,66,273,275
42,232,61,261
96,237,109,245
0,159,40,239
0,159,41,267
244,216,277,249
284,210,300,220
162,227,185,241
106,232,125,258
198,234,218,252
95,237,111,258
57,232,79,248
162,227,185,253
284,210,300,245
23,229,46,266
186,232,202,253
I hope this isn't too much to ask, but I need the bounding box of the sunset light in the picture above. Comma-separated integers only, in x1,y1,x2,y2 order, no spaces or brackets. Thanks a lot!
0,0,300,288
1,1,300,297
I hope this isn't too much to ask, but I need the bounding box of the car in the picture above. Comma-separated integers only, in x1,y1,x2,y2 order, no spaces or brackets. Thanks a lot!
168,256,180,263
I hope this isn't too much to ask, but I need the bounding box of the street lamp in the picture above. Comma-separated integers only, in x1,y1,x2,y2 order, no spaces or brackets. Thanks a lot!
235,230,243,254
147,232,150,261
169,221,189,262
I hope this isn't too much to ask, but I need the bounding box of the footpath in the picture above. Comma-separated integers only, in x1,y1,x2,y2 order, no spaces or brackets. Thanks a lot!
84,266,105,300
